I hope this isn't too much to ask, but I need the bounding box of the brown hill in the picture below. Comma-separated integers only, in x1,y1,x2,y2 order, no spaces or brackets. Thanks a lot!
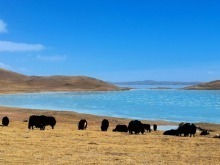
184,80,220,90
0,68,121,93
0,68,28,80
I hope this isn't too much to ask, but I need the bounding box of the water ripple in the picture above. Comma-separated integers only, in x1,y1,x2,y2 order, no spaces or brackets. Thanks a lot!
0,90,219,123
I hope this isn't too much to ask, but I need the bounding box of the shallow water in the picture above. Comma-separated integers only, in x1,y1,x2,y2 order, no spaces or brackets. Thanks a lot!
117,84,188,89
158,125,178,131
0,89,219,123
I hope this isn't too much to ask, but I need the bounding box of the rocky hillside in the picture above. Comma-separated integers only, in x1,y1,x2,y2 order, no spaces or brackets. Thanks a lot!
184,80,220,90
0,68,121,93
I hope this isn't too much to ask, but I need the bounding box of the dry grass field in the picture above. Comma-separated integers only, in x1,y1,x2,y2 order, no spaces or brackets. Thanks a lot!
0,107,220,165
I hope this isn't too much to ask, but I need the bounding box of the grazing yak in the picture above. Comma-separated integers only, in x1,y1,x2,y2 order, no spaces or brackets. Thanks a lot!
28,115,44,130
142,124,151,132
28,115,56,130
78,119,87,130
197,127,210,135
200,130,210,135
113,125,128,132
163,123,197,137
153,124,157,131
128,120,145,134
47,116,56,129
213,134,220,138
177,123,196,137
163,129,178,136
101,119,109,131
2,116,9,126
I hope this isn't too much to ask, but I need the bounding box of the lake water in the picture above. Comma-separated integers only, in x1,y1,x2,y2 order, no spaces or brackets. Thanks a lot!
0,88,220,124
117,84,188,89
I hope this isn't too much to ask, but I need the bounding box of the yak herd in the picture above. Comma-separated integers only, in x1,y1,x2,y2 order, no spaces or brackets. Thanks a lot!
28,115,56,130
163,123,197,137
1,116,219,138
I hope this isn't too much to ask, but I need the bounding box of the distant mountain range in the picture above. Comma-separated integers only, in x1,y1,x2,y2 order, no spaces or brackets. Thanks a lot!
113,80,220,90
1,68,219,92
113,80,201,86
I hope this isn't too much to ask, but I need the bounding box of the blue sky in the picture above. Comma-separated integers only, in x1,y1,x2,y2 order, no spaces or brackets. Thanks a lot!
0,0,220,82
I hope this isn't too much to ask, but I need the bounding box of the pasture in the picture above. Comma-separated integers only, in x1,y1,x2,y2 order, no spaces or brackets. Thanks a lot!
0,107,220,164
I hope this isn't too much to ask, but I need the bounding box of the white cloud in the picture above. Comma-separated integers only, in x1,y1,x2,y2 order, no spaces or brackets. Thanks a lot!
0,20,8,33
36,55,67,62
0,41,45,52
0,62,12,69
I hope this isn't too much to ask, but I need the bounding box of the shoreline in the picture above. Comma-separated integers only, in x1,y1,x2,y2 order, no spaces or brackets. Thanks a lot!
0,88,130,95
1,106,220,132
0,106,178,126
3,104,220,125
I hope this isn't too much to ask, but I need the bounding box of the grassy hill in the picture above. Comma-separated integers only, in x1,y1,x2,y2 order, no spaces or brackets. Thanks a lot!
0,68,121,93
184,80,220,90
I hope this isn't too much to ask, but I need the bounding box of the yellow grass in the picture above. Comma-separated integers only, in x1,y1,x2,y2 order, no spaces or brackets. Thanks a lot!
0,107,220,164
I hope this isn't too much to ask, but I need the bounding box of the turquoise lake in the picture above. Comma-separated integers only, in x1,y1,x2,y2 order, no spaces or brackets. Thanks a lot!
0,88,219,123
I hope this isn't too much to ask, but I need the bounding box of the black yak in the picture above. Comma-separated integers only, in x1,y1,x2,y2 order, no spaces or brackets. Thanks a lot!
200,130,209,135
45,116,56,129
128,120,145,134
213,134,220,138
28,115,56,130
28,115,45,130
142,124,151,132
2,116,9,126
153,124,157,131
78,119,87,130
101,119,109,131
113,125,128,132
163,129,178,136
177,123,196,137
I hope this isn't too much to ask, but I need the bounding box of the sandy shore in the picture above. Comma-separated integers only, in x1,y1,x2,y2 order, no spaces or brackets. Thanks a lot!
0,106,179,126
0,106,220,164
